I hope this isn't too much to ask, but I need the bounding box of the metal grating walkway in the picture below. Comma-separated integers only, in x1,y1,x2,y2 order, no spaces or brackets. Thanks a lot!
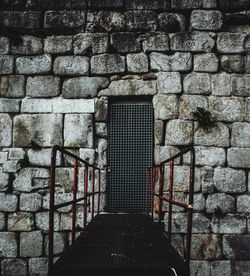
52,214,189,276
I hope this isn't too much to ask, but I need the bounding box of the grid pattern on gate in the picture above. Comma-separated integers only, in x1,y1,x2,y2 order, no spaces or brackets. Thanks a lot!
107,102,153,213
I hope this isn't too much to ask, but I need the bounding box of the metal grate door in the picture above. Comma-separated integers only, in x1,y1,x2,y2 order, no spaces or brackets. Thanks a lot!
107,101,153,213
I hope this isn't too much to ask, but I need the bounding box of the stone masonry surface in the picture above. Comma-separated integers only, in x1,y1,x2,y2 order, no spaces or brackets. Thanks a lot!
0,1,250,275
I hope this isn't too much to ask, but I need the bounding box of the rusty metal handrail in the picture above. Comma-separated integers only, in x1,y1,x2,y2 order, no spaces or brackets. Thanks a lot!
48,145,101,275
147,145,195,264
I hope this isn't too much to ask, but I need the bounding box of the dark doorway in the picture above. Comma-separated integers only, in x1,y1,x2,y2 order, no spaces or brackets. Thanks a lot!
106,99,153,213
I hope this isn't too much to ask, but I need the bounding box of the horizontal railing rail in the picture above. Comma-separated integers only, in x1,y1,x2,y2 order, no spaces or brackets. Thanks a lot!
48,145,101,275
147,145,195,264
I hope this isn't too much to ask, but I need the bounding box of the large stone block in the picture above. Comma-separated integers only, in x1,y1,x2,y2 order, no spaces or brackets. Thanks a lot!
190,261,211,276
64,114,93,147
193,193,206,211
211,261,232,276
111,32,141,53
0,193,18,212
194,147,226,166
126,11,157,31
53,56,89,76
234,261,250,276
26,76,60,98
237,195,250,213
154,146,180,165
91,54,125,75
0,114,12,147
0,36,9,54
127,53,148,73
20,193,43,212
44,11,86,29
100,79,156,96
231,123,250,147
194,123,230,147
228,148,250,169
16,55,52,74
0,75,25,98
231,74,250,97
44,232,66,256
179,95,208,120
35,212,60,231
0,232,17,257
20,231,43,257
44,36,73,54
209,96,245,122
157,72,182,94
8,212,34,231
206,193,235,213
95,97,108,121
221,55,244,73
184,73,211,95
211,73,231,96
154,120,164,146
214,167,246,193
0,55,14,75
217,32,246,54
191,10,223,31
0,168,9,191
212,215,246,234
223,235,250,260
0,99,20,113
1,259,27,276
191,234,221,260
150,52,192,72
11,36,43,55
73,33,108,55
165,119,193,146
29,258,48,276
158,13,185,32
171,0,216,9
170,32,215,52
62,77,109,98
153,94,178,120
201,166,214,194
13,168,49,192
142,32,169,53
13,114,63,147
28,149,61,167
194,53,219,72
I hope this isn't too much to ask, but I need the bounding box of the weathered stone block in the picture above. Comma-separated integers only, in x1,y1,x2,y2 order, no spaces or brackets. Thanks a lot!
191,10,223,31
0,232,17,257
21,99,53,113
13,168,49,192
184,73,211,95
35,212,60,231
158,13,185,32
8,212,34,231
190,261,211,276
212,215,246,234
237,195,250,213
3,160,21,173
154,146,180,165
79,148,95,165
126,11,157,31
191,234,221,260
209,96,245,122
44,36,72,54
171,0,217,9
45,232,66,256
193,193,206,211
194,53,219,72
153,94,178,120
1,259,27,276
100,80,156,96
211,73,231,96
91,54,125,75
150,52,192,72
29,258,48,276
64,114,93,147
73,33,108,55
194,147,226,167
126,53,148,73
126,0,169,9
142,32,169,53
231,123,250,147
0,114,12,147
7,148,25,160
44,11,86,29
223,235,250,260
211,261,232,276
217,33,246,53
179,95,208,120
192,213,211,233
214,167,246,193
26,76,60,98
20,193,42,212
62,77,109,98
0,55,14,74
0,168,9,191
206,193,235,213
11,36,43,55
0,99,20,113
154,120,164,146
165,119,193,146
96,138,107,169
0,194,17,212
95,97,108,121
228,148,250,169
111,32,141,53
53,98,95,113
90,0,123,9
157,72,182,94
221,55,244,73
28,149,61,167
53,56,89,76
0,75,25,98
231,74,250,97
0,36,9,54
194,123,230,147
20,231,43,257
170,32,215,52
234,261,250,276
16,55,52,74
13,114,63,147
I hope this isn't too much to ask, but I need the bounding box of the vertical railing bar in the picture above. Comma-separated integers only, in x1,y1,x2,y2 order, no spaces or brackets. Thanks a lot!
92,168,95,220
84,164,88,228
97,169,101,214
168,159,174,242
72,159,78,244
158,165,164,223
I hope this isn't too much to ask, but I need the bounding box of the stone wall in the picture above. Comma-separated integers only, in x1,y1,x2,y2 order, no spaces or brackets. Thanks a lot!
0,0,250,275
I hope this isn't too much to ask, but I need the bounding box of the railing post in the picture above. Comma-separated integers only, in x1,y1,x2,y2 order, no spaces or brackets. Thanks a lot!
92,168,95,220
168,160,174,241
158,165,164,223
84,164,88,228
97,169,101,214
72,160,78,244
